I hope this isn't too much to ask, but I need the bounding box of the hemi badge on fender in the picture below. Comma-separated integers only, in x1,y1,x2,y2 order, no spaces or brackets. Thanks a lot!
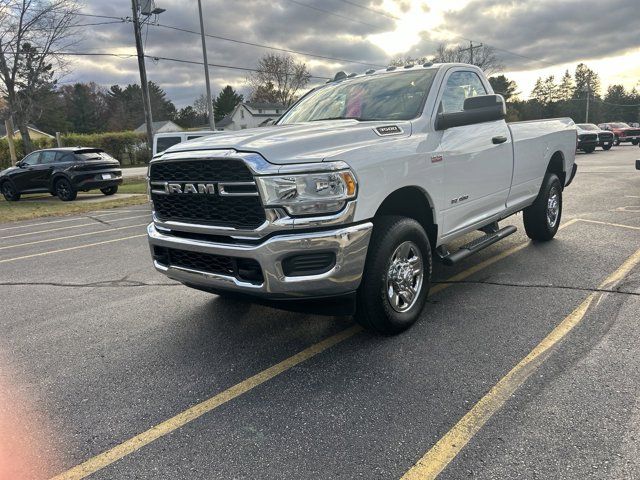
375,125,403,136
431,155,443,163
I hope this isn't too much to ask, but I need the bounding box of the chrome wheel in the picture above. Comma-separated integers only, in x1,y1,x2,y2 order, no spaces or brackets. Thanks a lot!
386,241,424,313
547,187,560,228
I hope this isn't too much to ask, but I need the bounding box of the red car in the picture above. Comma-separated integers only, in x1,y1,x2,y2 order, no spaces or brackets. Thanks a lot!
598,122,640,146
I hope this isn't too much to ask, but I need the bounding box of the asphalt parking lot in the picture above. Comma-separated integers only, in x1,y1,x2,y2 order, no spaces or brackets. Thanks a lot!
1,147,639,480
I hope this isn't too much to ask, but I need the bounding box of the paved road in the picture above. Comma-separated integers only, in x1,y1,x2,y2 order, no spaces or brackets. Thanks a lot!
122,166,147,179
1,147,638,479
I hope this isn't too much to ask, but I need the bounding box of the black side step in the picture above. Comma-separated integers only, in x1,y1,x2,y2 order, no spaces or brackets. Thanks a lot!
438,225,517,266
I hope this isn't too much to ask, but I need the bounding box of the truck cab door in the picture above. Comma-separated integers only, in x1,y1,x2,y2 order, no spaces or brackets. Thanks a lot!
433,69,514,237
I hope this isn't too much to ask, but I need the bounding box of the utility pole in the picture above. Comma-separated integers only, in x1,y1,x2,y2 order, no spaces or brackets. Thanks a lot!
585,84,590,123
131,0,154,150
197,0,215,130
460,41,483,66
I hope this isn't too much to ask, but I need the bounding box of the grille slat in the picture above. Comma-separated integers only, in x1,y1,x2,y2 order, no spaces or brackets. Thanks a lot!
150,159,266,229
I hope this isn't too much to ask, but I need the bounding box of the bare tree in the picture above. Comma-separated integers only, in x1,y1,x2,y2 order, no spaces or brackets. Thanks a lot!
433,43,503,75
0,0,80,152
388,55,430,67
247,54,311,107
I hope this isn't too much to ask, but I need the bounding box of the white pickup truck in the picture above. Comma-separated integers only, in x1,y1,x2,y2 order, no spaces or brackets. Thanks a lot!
147,63,577,334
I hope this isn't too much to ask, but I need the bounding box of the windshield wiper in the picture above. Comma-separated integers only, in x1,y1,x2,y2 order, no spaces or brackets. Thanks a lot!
310,116,362,122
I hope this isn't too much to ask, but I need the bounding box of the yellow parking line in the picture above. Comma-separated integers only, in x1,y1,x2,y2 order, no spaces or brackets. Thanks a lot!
0,214,150,240
0,209,148,231
576,218,640,231
0,234,147,264
400,247,640,480
48,219,580,480
0,223,148,251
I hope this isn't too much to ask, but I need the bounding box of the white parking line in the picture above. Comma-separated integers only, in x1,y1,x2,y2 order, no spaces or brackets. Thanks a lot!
0,214,150,240
0,223,148,251
0,208,149,232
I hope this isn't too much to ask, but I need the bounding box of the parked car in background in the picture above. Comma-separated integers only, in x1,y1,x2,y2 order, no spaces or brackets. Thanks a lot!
0,147,122,201
153,130,221,156
598,122,640,146
576,123,614,151
575,124,599,153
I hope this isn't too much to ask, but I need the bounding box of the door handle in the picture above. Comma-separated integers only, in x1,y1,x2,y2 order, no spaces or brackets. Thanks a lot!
492,135,508,144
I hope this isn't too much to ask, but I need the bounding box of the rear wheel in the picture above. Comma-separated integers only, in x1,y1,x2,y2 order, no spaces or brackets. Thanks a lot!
632,140,639,146
523,173,562,241
582,146,595,153
100,185,118,195
1,181,20,201
356,216,432,334
614,136,620,146
55,178,77,201
602,143,612,151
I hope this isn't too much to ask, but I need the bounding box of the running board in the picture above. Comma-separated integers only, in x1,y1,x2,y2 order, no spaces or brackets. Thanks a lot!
437,225,517,266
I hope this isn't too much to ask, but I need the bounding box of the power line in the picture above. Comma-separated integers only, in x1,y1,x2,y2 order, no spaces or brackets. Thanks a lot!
282,0,382,29
336,0,400,20
153,23,384,68
74,10,384,68
3,49,332,80
73,12,126,21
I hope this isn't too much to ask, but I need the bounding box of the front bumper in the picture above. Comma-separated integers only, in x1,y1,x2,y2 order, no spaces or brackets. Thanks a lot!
147,222,373,298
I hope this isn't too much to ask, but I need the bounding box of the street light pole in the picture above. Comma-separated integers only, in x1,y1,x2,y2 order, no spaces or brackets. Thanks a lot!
131,0,154,150
585,84,590,123
197,0,215,130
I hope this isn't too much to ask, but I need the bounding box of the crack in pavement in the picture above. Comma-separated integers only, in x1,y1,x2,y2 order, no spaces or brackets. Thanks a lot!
431,279,640,297
86,215,114,227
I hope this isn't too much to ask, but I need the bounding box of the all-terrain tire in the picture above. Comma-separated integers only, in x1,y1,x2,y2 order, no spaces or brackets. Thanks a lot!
523,173,562,241
55,178,77,201
355,216,432,335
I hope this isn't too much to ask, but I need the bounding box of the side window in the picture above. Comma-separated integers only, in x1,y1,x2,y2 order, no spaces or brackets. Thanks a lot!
156,136,182,153
39,151,57,164
440,71,487,113
56,152,74,163
22,152,40,166
186,135,203,141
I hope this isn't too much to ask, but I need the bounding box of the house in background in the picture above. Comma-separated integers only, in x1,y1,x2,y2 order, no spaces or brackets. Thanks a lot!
134,120,183,134
217,102,285,131
0,124,54,140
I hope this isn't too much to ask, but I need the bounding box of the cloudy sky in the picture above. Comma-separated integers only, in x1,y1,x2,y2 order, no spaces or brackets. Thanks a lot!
69,0,640,107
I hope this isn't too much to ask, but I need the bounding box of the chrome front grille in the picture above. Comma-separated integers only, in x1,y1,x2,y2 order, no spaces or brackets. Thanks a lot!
149,159,266,229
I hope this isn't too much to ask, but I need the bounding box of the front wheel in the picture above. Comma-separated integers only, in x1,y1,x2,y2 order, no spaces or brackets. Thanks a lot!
523,173,562,241
582,146,595,153
356,216,432,334
632,140,639,146
100,185,118,195
614,136,620,146
602,143,612,151
1,181,21,201
55,178,77,201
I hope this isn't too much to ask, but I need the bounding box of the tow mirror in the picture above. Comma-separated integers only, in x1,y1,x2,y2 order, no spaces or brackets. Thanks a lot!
435,94,506,130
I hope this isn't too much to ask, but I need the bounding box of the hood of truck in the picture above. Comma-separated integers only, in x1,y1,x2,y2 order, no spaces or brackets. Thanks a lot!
162,120,412,164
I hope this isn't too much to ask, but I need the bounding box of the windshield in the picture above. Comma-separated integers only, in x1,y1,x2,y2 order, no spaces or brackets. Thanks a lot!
279,69,437,124
611,123,631,128
577,124,598,131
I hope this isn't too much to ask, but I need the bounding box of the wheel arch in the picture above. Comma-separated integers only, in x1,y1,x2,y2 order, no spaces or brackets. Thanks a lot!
546,150,566,187
49,172,72,191
373,186,438,248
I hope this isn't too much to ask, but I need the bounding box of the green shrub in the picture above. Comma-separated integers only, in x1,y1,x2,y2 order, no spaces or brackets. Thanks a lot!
0,131,150,169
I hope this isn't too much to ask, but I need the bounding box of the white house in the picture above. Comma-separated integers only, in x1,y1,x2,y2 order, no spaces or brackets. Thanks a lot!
134,120,183,134
217,102,285,131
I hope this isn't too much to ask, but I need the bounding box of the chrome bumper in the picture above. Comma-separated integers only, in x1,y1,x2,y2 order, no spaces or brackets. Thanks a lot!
147,222,373,298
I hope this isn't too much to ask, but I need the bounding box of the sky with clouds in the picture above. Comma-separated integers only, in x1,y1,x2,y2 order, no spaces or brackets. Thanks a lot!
69,0,640,107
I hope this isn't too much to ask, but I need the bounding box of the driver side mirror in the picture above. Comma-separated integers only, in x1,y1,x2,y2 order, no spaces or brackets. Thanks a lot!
435,94,507,130
16,161,25,168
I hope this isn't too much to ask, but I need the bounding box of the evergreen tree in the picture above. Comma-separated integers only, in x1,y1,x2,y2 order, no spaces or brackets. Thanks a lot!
558,70,574,101
488,75,518,101
214,85,243,121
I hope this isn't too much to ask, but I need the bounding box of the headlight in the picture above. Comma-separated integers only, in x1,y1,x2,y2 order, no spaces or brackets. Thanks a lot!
256,169,357,216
